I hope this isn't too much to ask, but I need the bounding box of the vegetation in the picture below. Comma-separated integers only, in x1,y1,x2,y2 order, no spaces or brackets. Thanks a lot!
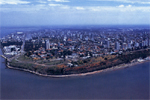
118,49,150,63
17,55,32,61
63,49,150,74
8,49,150,75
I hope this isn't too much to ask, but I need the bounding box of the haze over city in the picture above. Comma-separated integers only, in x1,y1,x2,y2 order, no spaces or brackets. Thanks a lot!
0,0,150,26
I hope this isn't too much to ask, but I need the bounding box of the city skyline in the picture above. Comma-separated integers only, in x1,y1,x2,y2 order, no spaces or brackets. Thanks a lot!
0,0,150,26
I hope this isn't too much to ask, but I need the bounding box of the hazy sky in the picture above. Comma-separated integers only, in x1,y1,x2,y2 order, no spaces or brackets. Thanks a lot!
0,0,150,26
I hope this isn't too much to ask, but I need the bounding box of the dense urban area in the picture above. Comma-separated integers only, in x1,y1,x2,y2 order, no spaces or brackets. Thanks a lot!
0,26,150,75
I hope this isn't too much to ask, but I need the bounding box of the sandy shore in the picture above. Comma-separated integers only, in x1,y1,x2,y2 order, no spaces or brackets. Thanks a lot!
6,60,149,78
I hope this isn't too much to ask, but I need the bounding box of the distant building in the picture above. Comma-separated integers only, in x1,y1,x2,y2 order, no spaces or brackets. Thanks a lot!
45,40,50,50
127,43,132,49
139,42,142,47
142,41,146,47
124,37,126,42
25,34,32,41
106,41,110,48
135,42,139,47
122,43,127,50
64,36,67,41
95,46,97,50
80,34,82,39
85,36,89,41
130,40,133,44
115,42,120,50
145,39,148,46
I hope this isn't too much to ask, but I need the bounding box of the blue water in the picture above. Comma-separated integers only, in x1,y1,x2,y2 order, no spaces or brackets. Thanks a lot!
0,48,150,99
0,25,149,38
0,26,42,38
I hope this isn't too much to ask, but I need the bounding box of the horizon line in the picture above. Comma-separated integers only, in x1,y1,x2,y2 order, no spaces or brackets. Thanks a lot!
1,24,150,27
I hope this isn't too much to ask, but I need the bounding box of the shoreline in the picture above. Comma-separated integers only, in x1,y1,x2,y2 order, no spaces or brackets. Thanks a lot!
1,48,149,78
6,60,149,78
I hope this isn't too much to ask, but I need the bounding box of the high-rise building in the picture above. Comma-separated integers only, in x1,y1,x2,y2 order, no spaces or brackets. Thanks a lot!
80,34,82,39
106,41,110,48
122,43,127,50
115,42,120,50
45,40,50,50
145,39,148,46
142,41,146,47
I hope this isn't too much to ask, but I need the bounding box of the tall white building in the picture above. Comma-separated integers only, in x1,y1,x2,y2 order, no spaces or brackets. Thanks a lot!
45,40,50,50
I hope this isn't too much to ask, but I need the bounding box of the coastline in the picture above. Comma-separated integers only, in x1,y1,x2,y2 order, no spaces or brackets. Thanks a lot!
6,60,149,78
1,47,149,78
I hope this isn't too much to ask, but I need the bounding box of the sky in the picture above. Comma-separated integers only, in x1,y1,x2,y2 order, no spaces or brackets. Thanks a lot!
0,0,150,26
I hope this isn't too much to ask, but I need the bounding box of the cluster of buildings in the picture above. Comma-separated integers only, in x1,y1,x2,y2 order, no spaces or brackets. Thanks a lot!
3,45,20,55
0,27,150,61
0,32,24,56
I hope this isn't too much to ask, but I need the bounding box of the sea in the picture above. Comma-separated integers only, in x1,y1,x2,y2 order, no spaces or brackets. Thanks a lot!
0,26,150,99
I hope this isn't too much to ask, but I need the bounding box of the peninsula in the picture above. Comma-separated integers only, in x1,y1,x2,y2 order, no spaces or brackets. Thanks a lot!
0,26,150,77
